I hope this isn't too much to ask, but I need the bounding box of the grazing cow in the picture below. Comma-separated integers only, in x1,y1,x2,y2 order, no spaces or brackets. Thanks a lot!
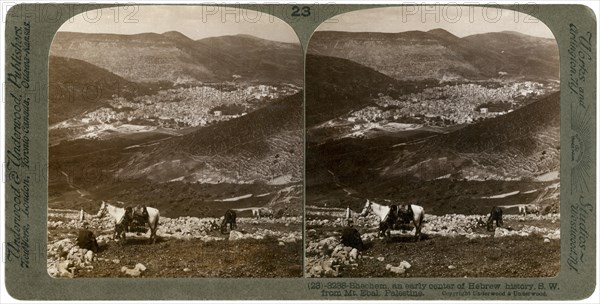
76,228,99,253
221,209,237,233
487,206,503,231
341,227,364,250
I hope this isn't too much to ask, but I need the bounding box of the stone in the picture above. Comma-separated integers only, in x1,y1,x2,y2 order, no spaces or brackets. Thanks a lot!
278,241,285,246
388,265,406,274
135,263,147,272
448,265,456,270
311,265,323,276
377,257,385,262
349,248,359,261
57,260,74,278
47,266,59,277
229,230,244,241
183,268,191,272
84,250,95,263
123,268,141,277
399,261,411,269
112,259,120,264
322,259,334,272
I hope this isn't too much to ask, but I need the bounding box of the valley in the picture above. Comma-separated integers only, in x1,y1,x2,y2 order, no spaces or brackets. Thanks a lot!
305,26,560,278
48,28,304,278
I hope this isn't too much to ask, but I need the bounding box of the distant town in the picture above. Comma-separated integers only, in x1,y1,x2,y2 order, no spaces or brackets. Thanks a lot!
81,83,300,129
346,81,559,128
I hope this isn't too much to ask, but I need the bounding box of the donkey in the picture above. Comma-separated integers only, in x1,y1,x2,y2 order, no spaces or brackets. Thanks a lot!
361,199,425,241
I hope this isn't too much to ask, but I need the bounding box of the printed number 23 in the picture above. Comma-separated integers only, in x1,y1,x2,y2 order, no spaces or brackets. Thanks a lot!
292,6,310,17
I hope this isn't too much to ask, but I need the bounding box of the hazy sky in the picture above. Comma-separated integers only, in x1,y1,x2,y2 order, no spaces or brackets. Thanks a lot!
58,5,300,43
318,6,555,39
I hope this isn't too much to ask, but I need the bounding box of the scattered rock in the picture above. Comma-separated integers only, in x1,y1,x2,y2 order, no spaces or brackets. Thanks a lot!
229,230,244,241
135,263,147,272
120,263,146,277
84,250,95,263
57,260,74,278
349,248,359,261
386,263,408,274
121,268,141,277
399,261,411,269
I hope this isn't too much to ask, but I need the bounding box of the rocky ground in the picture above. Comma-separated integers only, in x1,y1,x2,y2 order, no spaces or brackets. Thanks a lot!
306,211,560,278
48,209,302,278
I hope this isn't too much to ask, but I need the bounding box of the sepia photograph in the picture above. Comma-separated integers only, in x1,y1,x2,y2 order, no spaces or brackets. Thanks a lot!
46,5,304,278
305,6,561,278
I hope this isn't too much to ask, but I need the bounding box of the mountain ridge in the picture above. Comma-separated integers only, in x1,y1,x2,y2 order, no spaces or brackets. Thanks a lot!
308,29,559,81
50,31,303,85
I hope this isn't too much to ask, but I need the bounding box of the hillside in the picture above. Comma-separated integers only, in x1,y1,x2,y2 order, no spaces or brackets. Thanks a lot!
306,93,560,214
389,91,561,180
120,92,303,184
463,31,559,80
308,29,559,81
48,56,159,124
50,32,303,85
306,54,437,127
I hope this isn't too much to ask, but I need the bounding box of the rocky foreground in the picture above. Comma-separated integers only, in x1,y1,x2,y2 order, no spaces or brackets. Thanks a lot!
306,213,560,278
48,209,302,278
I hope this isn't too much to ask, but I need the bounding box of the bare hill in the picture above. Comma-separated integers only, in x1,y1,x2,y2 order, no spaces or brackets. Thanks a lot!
50,31,303,85
120,93,303,184
49,56,147,124
308,29,558,81
306,54,436,127
395,91,561,180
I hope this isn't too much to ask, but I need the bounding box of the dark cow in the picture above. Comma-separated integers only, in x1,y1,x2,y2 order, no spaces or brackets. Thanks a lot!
341,227,364,250
221,209,237,234
487,206,503,231
76,228,99,253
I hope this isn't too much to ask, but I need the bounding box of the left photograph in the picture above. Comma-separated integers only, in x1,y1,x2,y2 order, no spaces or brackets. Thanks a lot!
47,5,304,278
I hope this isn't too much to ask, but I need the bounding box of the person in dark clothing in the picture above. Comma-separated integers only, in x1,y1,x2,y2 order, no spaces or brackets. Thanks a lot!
341,227,364,250
76,226,99,253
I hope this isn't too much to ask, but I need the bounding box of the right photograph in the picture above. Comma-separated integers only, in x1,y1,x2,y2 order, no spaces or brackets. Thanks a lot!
305,6,560,278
